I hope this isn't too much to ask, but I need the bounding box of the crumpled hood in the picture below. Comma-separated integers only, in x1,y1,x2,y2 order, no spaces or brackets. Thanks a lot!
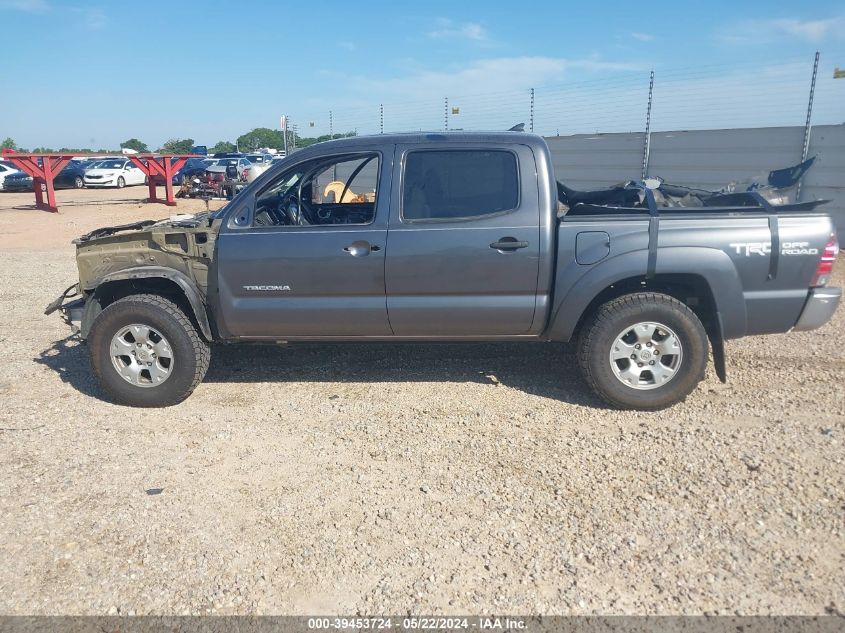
75,212,216,244
73,212,222,294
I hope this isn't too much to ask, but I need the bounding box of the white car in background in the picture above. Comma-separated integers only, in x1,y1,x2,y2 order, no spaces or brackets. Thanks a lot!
0,160,21,190
84,158,146,188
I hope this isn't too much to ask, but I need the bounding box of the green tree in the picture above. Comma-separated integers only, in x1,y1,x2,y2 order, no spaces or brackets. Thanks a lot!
236,128,285,152
1,137,17,151
210,140,237,154
120,138,149,153
159,138,195,154
296,131,356,149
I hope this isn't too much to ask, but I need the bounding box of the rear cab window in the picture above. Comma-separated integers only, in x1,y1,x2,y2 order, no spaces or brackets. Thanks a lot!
401,149,519,222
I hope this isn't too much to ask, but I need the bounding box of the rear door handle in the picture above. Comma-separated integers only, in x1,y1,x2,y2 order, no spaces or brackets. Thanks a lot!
490,237,529,252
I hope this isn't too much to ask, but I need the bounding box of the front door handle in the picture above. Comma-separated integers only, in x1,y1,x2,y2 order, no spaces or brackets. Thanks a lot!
343,240,380,256
490,237,529,252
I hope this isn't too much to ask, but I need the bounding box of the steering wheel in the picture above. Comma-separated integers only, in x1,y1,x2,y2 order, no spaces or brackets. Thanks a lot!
279,190,303,225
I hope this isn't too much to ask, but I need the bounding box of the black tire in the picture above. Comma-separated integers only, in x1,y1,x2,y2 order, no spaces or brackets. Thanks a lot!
88,294,210,407
116,176,126,188
577,292,708,410
74,176,84,188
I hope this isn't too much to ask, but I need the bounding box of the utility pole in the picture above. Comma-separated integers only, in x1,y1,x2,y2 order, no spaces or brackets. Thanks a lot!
380,104,384,134
797,51,820,201
444,97,449,131
641,70,654,180
329,110,333,140
529,88,535,133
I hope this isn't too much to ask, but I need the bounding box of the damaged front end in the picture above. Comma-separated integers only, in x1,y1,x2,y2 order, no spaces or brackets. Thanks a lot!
46,212,222,339
44,283,85,333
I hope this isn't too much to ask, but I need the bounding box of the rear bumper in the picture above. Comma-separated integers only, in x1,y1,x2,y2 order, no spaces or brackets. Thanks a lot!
793,287,841,332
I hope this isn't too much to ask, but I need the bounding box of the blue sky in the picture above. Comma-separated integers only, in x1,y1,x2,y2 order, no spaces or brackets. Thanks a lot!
1,0,843,148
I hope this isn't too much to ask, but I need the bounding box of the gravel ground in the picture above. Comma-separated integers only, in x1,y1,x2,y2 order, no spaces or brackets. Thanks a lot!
0,189,843,616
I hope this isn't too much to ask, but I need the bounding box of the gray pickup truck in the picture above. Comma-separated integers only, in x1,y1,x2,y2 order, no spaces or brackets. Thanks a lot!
47,132,840,409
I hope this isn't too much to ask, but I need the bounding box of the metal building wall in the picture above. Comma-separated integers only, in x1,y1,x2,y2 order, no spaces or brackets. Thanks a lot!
545,124,844,234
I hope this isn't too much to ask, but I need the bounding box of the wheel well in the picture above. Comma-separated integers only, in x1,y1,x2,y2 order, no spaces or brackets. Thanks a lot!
574,274,719,339
83,277,209,340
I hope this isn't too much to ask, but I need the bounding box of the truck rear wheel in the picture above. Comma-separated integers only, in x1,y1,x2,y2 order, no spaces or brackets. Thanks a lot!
577,292,708,410
88,294,210,407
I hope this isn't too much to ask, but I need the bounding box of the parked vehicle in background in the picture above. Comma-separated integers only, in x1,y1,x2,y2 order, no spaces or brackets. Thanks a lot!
243,160,271,182
48,132,840,409
84,158,146,188
1,160,90,191
244,153,272,165
205,156,251,179
71,158,99,170
152,158,209,186
1,169,34,191
54,161,89,189
212,151,243,159
191,145,208,156
0,160,19,190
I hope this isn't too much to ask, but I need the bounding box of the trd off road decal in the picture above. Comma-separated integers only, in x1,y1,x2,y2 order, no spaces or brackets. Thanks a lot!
729,242,819,257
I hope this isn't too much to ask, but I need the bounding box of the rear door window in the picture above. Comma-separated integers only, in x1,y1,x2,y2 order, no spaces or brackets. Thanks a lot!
402,150,519,222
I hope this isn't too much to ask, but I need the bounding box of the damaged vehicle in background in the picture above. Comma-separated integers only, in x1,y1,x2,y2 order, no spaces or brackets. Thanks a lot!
47,132,840,410
151,158,210,187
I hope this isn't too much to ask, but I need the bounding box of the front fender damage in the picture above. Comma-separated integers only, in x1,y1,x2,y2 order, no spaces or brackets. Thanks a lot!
50,213,221,341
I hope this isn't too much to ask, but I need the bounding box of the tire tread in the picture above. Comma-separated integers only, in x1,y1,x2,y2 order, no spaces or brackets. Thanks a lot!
577,292,706,410
89,293,210,407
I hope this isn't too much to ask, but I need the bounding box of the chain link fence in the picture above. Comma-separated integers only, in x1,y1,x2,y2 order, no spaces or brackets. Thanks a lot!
292,54,843,143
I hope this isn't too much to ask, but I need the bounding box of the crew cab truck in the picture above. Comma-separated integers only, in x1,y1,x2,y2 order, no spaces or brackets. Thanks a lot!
47,132,841,409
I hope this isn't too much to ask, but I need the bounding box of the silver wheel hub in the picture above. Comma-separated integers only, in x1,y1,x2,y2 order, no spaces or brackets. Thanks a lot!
110,324,174,388
609,321,683,391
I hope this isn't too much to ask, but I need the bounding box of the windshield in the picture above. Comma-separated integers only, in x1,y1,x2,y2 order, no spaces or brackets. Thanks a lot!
97,159,125,169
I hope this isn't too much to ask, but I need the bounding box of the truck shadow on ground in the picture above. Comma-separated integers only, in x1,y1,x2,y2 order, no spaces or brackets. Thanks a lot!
36,336,607,408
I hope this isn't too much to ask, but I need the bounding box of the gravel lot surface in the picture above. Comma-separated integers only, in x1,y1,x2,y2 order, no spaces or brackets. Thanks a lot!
0,188,843,615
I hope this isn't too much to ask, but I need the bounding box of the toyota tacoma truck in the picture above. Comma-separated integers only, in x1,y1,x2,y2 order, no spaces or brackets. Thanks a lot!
46,132,841,409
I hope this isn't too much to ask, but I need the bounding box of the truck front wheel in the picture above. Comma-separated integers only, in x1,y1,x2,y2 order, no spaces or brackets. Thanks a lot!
88,294,210,407
577,292,708,410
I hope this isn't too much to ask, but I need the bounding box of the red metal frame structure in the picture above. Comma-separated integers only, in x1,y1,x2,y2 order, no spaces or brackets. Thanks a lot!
0,150,198,212
1,150,75,212
126,154,196,207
